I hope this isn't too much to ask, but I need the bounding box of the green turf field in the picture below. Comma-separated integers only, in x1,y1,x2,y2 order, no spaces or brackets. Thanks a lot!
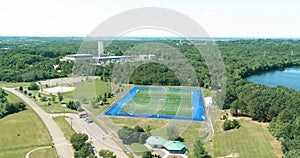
121,88,192,117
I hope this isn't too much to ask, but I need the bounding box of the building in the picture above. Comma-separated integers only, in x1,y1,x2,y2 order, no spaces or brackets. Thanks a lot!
94,55,135,65
139,54,156,60
63,40,155,64
145,136,187,154
163,141,187,154
64,54,93,61
146,136,168,148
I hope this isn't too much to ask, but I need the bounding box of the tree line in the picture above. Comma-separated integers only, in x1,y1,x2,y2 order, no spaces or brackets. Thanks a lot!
0,88,26,118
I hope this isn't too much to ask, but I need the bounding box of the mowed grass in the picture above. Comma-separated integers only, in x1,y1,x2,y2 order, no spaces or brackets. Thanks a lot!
30,148,57,158
72,80,111,100
121,88,192,117
53,116,76,141
0,91,57,158
206,119,282,158
108,116,205,145
71,80,118,115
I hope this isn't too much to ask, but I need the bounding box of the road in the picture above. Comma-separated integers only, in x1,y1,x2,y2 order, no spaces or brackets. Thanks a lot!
64,114,128,158
3,88,73,158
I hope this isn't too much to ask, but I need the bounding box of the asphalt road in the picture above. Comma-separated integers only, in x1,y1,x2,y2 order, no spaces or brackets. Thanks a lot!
65,114,128,158
3,88,74,158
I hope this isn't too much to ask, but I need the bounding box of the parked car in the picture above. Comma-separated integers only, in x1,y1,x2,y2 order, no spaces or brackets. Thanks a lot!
85,117,93,123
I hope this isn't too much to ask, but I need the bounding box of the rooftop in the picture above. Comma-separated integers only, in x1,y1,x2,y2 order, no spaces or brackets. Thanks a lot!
163,141,186,151
146,136,168,145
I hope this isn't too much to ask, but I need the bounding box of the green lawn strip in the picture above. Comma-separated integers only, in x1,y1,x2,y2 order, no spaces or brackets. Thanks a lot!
53,116,76,141
206,119,278,158
128,143,148,156
0,91,55,158
0,81,30,88
30,148,58,158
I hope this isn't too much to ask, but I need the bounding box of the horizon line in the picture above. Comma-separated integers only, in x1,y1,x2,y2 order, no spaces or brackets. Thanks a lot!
0,35,299,40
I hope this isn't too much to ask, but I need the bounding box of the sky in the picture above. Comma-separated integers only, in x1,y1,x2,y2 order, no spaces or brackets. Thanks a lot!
0,0,300,38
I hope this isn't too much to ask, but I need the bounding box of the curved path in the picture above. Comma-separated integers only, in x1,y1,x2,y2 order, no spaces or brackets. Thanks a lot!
3,88,73,158
64,114,128,158
25,146,52,158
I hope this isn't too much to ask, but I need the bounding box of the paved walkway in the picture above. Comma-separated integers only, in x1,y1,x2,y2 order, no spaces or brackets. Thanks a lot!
3,88,73,158
65,114,128,158
25,146,52,158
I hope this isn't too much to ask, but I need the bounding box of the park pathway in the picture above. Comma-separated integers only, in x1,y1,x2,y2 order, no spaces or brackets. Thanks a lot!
3,87,73,158
25,146,52,158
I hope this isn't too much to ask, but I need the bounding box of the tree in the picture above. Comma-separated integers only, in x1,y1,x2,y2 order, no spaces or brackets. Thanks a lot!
167,126,179,140
19,86,23,92
74,144,95,158
223,119,232,131
67,101,78,110
193,139,210,158
223,119,240,131
99,149,116,158
51,95,56,103
70,133,89,151
40,96,47,102
58,92,63,103
145,125,152,133
142,151,153,158
28,82,40,90
117,126,150,145
90,99,98,109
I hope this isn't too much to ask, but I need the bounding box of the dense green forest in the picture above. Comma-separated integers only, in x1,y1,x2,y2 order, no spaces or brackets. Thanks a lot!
0,88,26,118
0,37,79,82
1,37,300,157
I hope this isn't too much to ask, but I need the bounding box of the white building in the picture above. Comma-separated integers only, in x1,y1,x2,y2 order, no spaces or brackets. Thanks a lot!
139,54,156,60
64,54,93,61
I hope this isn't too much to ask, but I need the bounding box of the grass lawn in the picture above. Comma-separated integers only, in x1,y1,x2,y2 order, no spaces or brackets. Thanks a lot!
0,91,57,158
0,81,30,88
108,117,205,145
75,80,127,115
30,148,57,158
24,89,77,114
205,118,282,158
53,116,76,141
73,80,111,100
129,143,149,156
121,87,192,117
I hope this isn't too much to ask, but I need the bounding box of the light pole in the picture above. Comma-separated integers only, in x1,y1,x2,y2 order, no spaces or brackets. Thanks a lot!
70,117,73,129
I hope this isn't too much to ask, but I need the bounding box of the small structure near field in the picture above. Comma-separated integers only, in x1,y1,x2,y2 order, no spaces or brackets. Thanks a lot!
145,136,187,154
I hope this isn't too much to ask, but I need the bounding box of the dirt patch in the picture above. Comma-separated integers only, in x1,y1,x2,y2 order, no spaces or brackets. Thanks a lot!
271,140,283,158
167,155,184,158
42,86,75,95
218,153,239,158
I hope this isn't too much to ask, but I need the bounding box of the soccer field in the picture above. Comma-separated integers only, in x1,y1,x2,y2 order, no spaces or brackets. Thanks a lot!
105,86,205,121
121,87,192,117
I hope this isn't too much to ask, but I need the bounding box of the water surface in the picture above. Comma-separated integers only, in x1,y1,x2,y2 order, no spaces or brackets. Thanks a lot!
247,68,300,90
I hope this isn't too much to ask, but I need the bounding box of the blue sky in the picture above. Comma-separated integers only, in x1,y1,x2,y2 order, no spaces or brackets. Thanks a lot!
0,0,299,37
